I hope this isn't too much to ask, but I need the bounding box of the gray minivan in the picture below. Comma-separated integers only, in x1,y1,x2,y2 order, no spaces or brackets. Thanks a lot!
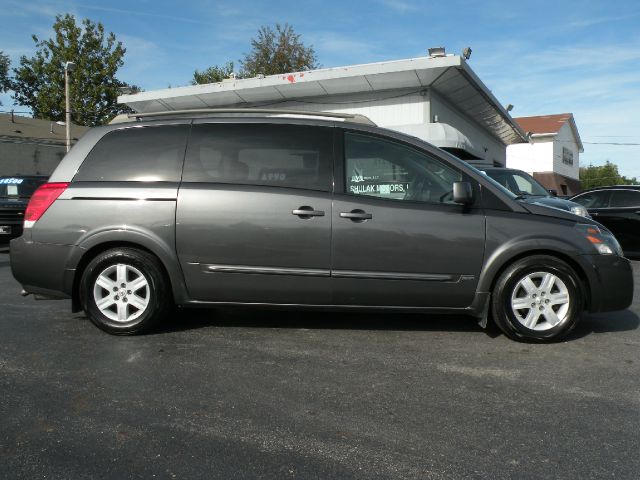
10,110,633,342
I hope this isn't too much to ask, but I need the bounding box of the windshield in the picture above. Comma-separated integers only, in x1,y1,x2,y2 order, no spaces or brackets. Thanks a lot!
462,163,518,199
0,177,47,199
483,170,549,197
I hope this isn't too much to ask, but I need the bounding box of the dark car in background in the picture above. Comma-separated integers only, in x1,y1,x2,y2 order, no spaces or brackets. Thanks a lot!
0,176,48,244
570,186,640,258
481,168,590,218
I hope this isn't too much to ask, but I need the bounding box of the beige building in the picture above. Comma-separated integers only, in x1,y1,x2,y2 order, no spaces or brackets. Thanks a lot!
506,113,583,196
0,112,88,176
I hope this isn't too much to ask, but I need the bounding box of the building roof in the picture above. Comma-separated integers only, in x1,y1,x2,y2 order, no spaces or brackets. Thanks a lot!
0,113,88,145
514,113,572,134
514,113,583,152
119,54,528,145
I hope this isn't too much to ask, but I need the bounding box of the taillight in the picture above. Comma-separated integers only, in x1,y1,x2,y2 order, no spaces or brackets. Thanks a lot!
24,182,69,227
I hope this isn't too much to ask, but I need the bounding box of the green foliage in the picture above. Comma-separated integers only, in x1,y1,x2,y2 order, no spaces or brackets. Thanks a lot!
192,61,235,85
11,14,136,126
192,24,319,86
0,51,10,90
239,23,319,77
0,51,10,103
580,161,638,189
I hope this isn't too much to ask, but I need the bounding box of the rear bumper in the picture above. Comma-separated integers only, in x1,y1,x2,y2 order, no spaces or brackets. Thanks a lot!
581,254,634,313
10,235,73,299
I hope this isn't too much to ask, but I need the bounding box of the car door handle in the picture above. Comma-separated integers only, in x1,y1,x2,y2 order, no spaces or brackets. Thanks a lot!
340,209,372,221
292,206,325,218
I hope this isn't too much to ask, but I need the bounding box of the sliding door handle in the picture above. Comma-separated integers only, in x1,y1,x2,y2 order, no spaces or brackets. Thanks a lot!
292,206,325,218
340,209,372,221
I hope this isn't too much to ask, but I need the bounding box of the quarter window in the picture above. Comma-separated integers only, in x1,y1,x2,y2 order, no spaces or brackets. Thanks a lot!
182,123,333,191
344,132,461,204
74,125,189,182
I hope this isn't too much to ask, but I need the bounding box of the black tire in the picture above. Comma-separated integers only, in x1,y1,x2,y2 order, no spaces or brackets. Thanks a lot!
79,247,172,335
491,255,583,343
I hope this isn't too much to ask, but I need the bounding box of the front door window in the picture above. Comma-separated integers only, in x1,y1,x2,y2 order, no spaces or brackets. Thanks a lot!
344,132,462,204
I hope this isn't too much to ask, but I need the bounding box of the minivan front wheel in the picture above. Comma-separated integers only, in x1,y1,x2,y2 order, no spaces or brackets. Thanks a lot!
79,247,171,335
491,255,582,342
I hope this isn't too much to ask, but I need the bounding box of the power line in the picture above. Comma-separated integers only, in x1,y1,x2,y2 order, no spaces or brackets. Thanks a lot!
515,137,640,145
3,107,640,146
583,141,640,146
0,110,31,114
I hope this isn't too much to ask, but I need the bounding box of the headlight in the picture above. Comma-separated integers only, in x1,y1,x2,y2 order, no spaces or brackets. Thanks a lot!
575,224,623,256
570,205,590,218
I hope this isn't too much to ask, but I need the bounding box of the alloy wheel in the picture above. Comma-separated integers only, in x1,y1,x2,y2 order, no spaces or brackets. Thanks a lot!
93,264,150,323
510,271,571,331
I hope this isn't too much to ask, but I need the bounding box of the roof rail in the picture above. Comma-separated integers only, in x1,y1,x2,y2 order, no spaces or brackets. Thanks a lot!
113,108,377,126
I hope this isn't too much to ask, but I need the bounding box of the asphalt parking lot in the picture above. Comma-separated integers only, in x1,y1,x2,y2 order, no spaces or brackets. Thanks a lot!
1,252,639,480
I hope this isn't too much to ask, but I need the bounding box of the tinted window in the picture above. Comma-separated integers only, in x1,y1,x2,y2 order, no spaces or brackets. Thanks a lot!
74,125,189,182
572,191,610,208
484,170,548,196
182,123,333,191
0,177,47,198
610,189,640,208
344,132,461,204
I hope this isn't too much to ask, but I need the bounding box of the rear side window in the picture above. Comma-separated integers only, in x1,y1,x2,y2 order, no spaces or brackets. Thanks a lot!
610,190,640,208
182,123,333,191
74,125,189,182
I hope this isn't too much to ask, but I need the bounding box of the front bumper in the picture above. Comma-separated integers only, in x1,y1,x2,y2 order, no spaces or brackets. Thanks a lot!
581,254,634,313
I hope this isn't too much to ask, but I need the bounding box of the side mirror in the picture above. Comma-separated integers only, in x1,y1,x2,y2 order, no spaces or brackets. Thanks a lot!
548,189,558,197
453,181,473,205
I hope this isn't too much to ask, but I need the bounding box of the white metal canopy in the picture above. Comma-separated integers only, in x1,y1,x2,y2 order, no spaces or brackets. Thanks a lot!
393,122,481,157
119,55,527,145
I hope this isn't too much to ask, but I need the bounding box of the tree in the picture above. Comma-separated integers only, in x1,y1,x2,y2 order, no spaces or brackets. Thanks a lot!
580,161,637,189
192,61,235,85
0,51,10,103
239,23,319,77
12,14,136,126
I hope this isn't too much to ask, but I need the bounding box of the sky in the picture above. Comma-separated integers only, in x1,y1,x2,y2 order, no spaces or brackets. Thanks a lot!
1,0,640,177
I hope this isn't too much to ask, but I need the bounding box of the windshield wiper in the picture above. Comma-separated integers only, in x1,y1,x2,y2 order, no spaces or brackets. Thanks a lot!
514,193,546,200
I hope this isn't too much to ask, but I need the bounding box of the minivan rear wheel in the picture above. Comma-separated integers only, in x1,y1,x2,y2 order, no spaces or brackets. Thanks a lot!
79,247,171,335
491,255,582,342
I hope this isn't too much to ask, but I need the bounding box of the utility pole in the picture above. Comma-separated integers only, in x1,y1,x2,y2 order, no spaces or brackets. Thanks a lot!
64,61,75,152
